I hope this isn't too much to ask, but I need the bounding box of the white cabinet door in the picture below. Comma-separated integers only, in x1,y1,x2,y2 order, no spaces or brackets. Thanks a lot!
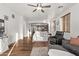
0,38,9,54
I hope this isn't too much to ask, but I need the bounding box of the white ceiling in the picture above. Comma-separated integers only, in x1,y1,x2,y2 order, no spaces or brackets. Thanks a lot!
1,3,76,20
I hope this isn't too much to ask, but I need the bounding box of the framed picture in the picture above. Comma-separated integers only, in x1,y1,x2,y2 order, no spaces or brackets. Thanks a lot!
0,19,5,37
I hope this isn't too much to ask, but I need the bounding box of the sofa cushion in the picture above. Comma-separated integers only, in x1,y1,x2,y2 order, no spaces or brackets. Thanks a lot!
49,45,67,51
62,40,79,55
63,32,71,40
70,38,79,46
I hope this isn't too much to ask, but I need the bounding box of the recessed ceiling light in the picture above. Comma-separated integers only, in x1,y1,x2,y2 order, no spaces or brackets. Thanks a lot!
37,7,42,10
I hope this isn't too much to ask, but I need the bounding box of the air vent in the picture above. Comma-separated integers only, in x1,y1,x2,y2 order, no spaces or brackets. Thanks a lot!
58,6,63,8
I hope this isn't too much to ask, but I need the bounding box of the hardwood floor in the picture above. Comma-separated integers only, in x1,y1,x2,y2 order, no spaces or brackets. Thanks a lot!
0,39,31,56
33,41,48,47
0,37,48,56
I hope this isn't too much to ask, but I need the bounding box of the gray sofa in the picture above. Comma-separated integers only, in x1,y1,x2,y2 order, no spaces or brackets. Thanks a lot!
48,44,67,51
62,40,79,56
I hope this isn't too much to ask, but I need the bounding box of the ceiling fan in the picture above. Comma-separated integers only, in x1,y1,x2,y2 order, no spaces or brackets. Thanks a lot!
27,3,51,13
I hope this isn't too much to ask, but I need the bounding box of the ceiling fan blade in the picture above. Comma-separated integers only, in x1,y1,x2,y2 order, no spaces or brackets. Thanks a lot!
42,5,51,8
27,4,37,7
33,9,37,12
41,9,44,13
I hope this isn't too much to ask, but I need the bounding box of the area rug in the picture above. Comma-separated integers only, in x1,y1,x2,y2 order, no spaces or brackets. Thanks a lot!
30,47,48,56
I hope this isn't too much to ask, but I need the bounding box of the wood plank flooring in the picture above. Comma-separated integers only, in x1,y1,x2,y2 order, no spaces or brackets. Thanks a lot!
33,41,48,47
0,38,48,56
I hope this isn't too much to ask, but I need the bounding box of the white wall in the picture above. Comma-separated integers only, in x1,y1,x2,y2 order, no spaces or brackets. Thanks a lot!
70,4,79,37
23,20,27,37
54,4,79,38
0,4,24,53
4,9,23,44
23,17,30,37
18,16,24,40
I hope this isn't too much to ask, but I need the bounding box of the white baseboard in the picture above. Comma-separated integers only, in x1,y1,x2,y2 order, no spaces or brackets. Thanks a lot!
0,47,9,54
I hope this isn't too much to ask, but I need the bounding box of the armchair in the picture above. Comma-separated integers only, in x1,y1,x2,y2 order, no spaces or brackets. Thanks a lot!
48,31,64,45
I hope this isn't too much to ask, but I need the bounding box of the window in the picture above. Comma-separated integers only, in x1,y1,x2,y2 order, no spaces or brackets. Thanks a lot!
61,13,70,32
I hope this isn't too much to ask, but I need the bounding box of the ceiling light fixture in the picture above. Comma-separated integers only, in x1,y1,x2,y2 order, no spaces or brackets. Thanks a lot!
27,3,51,13
37,7,42,10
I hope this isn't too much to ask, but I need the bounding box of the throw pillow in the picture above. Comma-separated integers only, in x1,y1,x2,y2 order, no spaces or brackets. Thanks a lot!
70,37,79,46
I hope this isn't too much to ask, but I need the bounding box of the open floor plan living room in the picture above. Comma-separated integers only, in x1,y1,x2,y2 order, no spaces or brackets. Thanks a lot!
0,3,79,56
